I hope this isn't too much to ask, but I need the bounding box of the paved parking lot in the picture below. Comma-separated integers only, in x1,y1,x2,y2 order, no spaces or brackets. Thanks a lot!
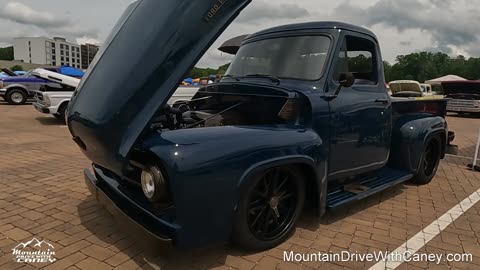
0,102,479,270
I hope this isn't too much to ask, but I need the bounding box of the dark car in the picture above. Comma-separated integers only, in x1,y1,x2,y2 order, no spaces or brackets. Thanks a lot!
0,66,84,105
443,80,480,116
67,0,450,250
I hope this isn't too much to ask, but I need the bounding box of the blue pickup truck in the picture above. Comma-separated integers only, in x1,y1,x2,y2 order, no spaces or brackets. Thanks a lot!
67,0,451,250
0,66,83,105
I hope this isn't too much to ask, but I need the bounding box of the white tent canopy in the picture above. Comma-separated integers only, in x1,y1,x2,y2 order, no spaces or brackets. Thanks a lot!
425,75,467,85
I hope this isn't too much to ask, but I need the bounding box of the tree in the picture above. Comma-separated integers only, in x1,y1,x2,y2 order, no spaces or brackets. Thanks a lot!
0,46,13,61
10,65,24,72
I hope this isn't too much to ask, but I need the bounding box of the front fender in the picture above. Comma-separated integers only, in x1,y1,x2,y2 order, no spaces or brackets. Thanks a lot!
390,115,446,173
6,84,28,92
139,125,326,247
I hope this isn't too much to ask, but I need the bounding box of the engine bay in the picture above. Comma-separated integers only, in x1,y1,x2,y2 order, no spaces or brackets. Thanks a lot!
150,91,297,131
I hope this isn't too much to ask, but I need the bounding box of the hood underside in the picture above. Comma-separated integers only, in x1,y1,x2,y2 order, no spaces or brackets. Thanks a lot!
443,82,480,99
66,0,251,174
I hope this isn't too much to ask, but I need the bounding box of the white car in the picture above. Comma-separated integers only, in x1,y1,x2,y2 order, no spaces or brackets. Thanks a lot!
32,68,199,122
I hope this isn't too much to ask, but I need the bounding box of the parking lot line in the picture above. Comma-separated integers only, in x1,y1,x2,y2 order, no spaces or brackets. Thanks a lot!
368,188,480,270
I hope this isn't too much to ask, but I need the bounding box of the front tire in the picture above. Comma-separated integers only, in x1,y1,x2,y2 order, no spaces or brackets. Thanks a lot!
411,136,441,185
5,89,27,105
232,166,305,250
57,103,68,124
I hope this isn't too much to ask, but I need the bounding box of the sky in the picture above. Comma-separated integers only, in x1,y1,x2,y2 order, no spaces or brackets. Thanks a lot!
0,0,478,68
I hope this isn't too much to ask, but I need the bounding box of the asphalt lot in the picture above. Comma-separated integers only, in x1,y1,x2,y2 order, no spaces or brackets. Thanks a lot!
0,101,479,270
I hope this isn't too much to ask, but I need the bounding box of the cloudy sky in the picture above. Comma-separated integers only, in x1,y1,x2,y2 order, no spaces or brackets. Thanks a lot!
0,0,478,68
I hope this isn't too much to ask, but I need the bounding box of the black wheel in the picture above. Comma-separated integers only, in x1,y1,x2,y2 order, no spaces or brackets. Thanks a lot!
57,103,68,124
411,136,441,185
232,166,305,250
5,89,27,105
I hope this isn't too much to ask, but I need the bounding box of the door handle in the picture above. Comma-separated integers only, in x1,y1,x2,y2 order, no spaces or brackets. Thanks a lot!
375,99,389,104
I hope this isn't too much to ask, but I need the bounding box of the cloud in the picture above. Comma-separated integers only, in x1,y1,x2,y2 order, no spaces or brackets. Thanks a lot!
333,0,480,56
236,1,310,24
76,36,101,46
0,2,99,45
0,2,70,28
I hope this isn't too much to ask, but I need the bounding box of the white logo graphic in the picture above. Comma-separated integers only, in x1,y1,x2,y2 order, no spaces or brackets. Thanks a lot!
12,238,57,263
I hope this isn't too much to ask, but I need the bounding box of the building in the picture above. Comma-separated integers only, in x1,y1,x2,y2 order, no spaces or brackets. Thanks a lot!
13,37,82,68
81,43,99,69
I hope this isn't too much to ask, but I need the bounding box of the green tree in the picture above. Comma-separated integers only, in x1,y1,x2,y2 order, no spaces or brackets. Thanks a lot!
10,65,24,72
0,46,13,61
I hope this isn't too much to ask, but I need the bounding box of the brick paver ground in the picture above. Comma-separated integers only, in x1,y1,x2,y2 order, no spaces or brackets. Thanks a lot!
0,102,479,270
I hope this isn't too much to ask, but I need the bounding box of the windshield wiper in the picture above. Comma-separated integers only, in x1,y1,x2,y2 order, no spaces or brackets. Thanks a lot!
242,74,281,84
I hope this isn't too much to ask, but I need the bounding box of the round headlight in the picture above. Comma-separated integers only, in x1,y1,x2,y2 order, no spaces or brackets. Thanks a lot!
141,166,168,202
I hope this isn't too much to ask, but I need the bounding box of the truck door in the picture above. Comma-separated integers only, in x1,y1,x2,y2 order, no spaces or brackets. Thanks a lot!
326,33,392,180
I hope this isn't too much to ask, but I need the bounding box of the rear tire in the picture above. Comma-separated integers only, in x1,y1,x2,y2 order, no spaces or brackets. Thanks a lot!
411,136,441,185
5,89,27,105
232,166,305,251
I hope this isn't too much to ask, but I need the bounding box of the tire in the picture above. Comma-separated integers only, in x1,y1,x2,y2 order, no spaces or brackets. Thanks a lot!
5,89,27,105
57,103,68,124
232,166,305,250
411,136,441,185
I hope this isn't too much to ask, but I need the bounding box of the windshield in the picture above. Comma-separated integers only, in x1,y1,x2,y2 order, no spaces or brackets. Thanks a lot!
225,35,331,81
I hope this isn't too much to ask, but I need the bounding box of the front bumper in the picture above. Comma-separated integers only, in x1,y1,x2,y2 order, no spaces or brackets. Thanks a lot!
84,167,175,244
33,102,50,114
0,88,6,97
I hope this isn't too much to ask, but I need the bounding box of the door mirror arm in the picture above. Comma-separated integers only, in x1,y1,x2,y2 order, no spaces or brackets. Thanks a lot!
324,72,355,101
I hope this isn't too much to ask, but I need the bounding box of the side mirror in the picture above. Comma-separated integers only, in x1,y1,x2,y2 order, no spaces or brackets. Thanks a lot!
339,72,355,88
333,72,355,96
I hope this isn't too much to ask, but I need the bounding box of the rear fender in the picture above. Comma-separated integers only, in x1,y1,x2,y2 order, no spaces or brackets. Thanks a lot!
390,116,446,173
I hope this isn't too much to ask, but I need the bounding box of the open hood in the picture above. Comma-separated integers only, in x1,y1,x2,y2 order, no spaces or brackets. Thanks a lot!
1,68,17,77
32,68,80,88
442,81,480,99
67,0,251,174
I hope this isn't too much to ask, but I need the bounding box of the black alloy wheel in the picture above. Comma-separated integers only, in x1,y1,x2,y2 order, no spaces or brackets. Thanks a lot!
233,166,305,250
411,136,441,185
423,139,440,177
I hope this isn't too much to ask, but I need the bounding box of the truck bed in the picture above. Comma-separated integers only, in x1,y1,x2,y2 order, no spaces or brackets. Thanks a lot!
391,97,449,118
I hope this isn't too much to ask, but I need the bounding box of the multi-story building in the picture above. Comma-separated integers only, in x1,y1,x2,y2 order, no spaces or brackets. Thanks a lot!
81,43,100,69
13,37,82,68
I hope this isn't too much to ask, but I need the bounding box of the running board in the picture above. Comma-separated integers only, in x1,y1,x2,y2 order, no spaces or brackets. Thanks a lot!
327,169,413,209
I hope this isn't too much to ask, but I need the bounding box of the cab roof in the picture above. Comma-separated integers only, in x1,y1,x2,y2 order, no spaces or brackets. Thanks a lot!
246,21,377,41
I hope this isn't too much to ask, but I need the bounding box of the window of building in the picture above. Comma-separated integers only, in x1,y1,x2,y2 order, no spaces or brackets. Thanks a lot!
61,57,64,61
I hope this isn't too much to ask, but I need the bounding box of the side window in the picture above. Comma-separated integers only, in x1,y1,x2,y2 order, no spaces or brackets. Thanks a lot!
334,35,378,85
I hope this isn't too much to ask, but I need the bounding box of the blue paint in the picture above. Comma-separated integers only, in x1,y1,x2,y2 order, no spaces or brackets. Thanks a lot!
70,0,449,248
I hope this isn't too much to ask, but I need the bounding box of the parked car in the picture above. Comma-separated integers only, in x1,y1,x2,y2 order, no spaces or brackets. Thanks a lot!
0,66,84,105
32,69,80,120
67,0,451,250
420,83,434,95
32,68,199,122
443,80,480,116
389,80,424,97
